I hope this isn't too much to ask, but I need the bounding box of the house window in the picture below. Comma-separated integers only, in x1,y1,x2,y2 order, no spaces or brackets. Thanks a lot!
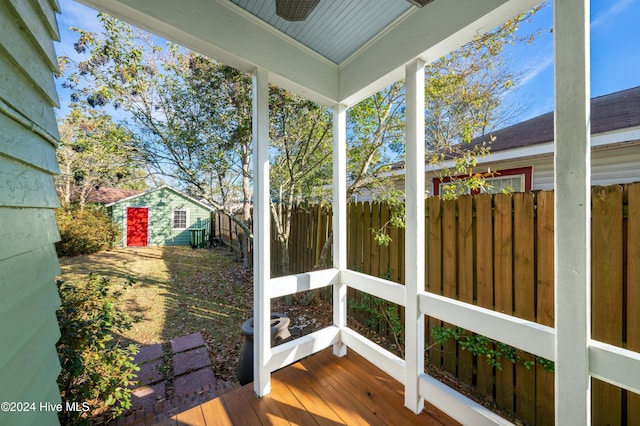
482,174,525,194
433,166,532,196
438,181,471,197
172,209,188,230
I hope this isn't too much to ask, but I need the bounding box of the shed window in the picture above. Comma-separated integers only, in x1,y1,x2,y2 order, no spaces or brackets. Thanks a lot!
172,209,188,229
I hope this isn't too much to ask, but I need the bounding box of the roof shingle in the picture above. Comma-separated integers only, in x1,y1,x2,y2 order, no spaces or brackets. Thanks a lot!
86,187,143,204
473,85,640,152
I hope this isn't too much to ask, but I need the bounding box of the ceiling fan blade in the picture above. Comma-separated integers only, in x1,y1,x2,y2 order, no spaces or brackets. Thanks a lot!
407,0,434,7
276,0,320,21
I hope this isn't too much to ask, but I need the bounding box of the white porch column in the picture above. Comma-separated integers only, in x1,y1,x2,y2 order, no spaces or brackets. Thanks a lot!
553,0,591,424
333,104,348,357
252,67,271,397
404,58,426,414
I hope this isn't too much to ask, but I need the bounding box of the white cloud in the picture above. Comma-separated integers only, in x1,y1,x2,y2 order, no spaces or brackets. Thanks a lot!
591,0,635,29
516,54,554,89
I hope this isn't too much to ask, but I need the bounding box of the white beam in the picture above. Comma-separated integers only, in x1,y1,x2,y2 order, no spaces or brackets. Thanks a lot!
589,340,640,396
77,0,339,106
267,326,340,372
339,0,541,106
404,58,425,414
252,67,271,397
418,375,513,426
341,269,406,307
341,327,406,385
269,269,339,299
332,103,348,357
420,292,555,361
553,0,591,423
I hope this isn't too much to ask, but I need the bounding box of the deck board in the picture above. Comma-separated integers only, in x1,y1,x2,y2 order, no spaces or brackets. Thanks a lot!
166,348,460,425
239,385,291,425
175,403,206,425
201,397,233,425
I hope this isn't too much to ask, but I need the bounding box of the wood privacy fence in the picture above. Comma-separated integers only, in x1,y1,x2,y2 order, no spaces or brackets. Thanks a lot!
213,206,332,273
215,183,640,425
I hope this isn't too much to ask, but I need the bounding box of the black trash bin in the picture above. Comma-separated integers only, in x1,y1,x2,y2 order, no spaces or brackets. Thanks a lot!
237,313,291,385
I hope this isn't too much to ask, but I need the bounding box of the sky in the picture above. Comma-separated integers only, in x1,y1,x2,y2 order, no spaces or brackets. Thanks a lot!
502,0,640,121
54,0,640,125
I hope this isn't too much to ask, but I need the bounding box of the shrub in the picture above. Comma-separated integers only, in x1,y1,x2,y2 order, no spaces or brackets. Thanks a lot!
55,204,120,257
56,274,139,425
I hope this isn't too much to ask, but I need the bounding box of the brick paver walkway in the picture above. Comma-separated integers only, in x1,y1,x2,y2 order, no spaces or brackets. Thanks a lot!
115,332,237,425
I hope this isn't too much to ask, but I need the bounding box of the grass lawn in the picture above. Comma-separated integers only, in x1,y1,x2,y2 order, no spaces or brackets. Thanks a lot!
57,246,332,382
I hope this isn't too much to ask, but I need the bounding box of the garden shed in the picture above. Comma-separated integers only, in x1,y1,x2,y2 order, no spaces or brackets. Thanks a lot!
106,186,214,247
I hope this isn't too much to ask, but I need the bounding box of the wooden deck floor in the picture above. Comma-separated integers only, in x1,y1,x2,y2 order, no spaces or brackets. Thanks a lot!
157,348,460,425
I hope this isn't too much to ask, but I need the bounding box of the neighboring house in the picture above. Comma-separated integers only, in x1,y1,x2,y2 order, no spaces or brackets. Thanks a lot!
430,86,640,195
105,186,215,247
356,86,640,201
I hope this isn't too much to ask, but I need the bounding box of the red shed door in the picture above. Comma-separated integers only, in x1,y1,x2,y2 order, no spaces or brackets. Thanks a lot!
126,207,148,247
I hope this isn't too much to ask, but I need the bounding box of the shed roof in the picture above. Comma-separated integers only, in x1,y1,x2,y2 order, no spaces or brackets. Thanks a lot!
105,185,216,211
86,187,143,204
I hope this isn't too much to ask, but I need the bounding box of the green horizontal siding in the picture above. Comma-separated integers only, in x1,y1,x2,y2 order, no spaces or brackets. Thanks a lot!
0,157,59,208
0,208,60,261
0,0,63,421
0,247,61,316
110,204,124,244
0,277,61,368
1,313,61,400
49,0,61,13
6,381,62,426
0,2,59,107
3,352,62,426
0,114,59,173
0,56,59,138
6,0,59,71
34,0,60,39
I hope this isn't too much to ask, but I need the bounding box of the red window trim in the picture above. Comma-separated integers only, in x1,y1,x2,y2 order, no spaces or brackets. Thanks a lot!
432,166,533,196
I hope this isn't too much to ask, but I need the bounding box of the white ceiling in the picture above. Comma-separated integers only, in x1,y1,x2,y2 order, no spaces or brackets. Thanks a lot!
228,0,414,64
77,0,539,106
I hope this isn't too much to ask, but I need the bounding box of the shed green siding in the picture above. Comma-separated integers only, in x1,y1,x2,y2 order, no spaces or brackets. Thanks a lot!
109,187,213,246
0,0,62,425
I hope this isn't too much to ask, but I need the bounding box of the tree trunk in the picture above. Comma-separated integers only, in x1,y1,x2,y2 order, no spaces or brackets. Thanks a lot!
318,231,333,269
279,239,289,276
241,150,252,270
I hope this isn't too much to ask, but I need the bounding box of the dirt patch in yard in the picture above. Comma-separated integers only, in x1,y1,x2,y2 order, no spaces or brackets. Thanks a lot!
58,246,332,383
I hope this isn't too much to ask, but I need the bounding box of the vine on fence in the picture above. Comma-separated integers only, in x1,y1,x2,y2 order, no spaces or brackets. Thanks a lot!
430,325,555,372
